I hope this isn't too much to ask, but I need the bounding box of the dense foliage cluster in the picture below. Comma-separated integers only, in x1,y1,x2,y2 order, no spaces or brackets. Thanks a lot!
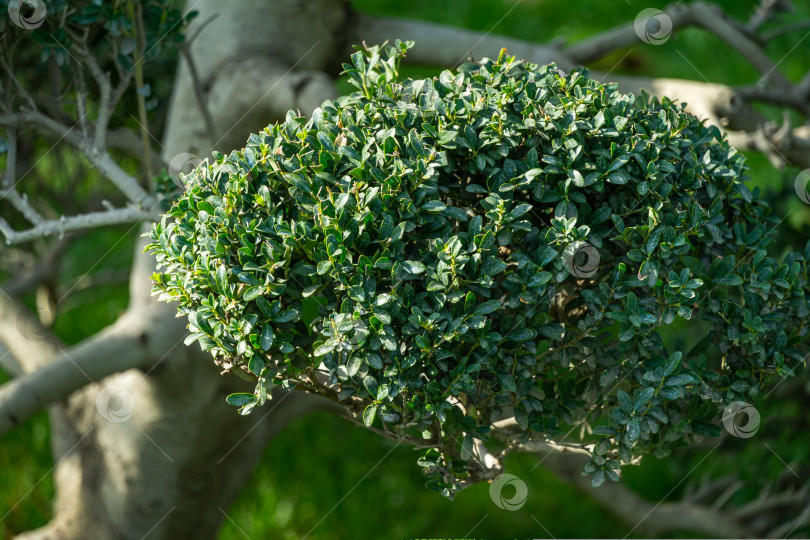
0,0,193,67
149,42,809,495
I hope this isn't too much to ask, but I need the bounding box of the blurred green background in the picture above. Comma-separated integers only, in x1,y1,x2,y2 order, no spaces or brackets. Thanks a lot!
2,0,809,538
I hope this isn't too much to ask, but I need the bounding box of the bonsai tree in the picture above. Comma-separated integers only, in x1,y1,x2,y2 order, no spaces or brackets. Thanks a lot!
3,1,810,537
149,42,809,496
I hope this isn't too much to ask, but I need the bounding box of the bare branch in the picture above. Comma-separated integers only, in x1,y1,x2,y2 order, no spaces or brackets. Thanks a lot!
349,14,574,71
0,234,75,297
0,342,23,377
186,13,220,46
0,55,38,112
761,20,810,41
748,0,795,32
70,42,114,150
0,204,159,245
0,294,62,374
0,111,153,205
564,4,693,64
726,124,810,169
736,85,810,114
566,2,793,90
0,189,44,225
0,299,190,436
689,2,792,89
535,452,754,537
0,326,150,436
0,129,46,226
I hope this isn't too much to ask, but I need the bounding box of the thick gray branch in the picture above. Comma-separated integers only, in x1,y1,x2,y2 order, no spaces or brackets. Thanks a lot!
0,342,23,377
565,1,793,90
350,14,574,71
565,4,694,64
0,304,179,436
0,294,62,374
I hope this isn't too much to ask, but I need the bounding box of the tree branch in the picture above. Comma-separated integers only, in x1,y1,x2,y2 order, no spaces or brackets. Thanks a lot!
0,342,23,377
688,2,792,89
564,3,694,64
0,111,153,205
0,301,187,436
565,1,793,90
0,204,159,245
349,14,574,70
0,329,150,436
0,234,75,297
537,451,753,537
353,12,809,172
0,293,62,374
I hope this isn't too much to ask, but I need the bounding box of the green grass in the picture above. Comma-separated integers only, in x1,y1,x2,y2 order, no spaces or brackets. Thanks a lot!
0,379,53,539
218,411,629,540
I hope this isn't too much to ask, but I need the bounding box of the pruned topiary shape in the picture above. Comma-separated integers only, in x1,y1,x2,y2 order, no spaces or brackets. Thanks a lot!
148,41,809,496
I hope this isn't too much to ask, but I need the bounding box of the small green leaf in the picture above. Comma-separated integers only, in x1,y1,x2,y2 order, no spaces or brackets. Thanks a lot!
261,326,274,351
474,300,501,315
663,352,682,376
363,403,378,426
226,393,258,407
403,260,426,274
243,287,262,301
617,390,633,412
422,200,447,212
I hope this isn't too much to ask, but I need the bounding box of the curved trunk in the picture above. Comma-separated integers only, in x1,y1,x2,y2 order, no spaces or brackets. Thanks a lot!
15,1,342,538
